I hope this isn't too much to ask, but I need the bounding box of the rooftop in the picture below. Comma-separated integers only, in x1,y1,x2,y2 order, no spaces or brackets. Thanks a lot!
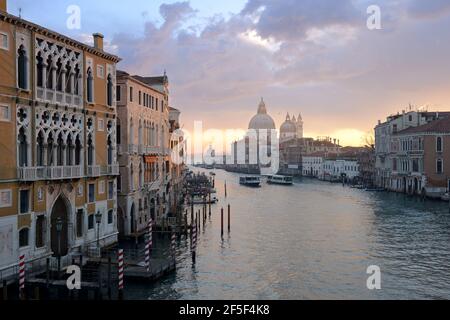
396,116,450,135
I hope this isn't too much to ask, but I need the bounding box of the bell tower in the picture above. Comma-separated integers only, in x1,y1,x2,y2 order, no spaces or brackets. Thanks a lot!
297,113,303,139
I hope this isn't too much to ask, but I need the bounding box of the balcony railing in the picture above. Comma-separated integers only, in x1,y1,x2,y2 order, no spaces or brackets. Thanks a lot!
101,164,120,176
36,87,83,108
143,146,161,155
87,165,101,177
18,166,83,181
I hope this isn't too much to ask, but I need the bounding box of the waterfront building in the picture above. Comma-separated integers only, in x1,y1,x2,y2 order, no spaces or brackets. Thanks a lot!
0,0,120,272
374,109,450,189
168,107,186,215
322,154,360,182
388,117,450,197
279,137,340,176
302,153,324,178
116,70,172,237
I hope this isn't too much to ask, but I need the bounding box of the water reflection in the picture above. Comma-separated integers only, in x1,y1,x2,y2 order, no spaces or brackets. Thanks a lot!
126,168,450,300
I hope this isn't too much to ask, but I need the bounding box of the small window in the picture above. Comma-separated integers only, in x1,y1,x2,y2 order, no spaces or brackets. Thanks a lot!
0,189,12,208
99,181,105,194
0,105,11,122
98,118,104,131
129,87,133,102
88,214,94,230
107,209,113,224
19,190,30,214
35,215,45,248
97,65,105,79
88,184,95,203
437,159,443,174
19,228,29,247
116,85,121,101
76,209,84,238
0,32,9,50
108,181,114,200
437,137,443,152
139,91,142,105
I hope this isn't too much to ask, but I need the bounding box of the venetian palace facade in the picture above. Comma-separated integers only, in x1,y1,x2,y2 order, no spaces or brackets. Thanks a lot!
116,71,173,237
0,1,120,271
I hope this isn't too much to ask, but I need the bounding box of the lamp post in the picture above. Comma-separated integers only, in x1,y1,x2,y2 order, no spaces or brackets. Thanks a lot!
55,217,63,277
95,210,102,251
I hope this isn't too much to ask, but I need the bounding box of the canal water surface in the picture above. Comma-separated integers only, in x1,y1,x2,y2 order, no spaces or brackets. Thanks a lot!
126,168,450,300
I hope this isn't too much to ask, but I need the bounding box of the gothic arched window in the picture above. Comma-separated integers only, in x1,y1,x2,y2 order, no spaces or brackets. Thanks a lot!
87,134,94,166
18,127,28,167
56,59,63,92
75,135,82,166
65,61,72,94
47,133,54,166
57,133,64,166
46,56,54,89
36,53,44,88
107,135,113,165
37,131,44,166
87,67,94,103
66,134,73,166
107,74,113,106
18,46,28,90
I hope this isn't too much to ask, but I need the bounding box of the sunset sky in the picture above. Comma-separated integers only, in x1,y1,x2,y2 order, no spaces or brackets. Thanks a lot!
11,0,450,146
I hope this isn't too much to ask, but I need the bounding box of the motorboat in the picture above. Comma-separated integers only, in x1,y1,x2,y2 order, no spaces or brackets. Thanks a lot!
239,176,261,187
267,175,294,185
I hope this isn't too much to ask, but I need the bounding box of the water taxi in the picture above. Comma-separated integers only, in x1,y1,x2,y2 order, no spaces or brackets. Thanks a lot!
267,175,294,185
239,176,261,187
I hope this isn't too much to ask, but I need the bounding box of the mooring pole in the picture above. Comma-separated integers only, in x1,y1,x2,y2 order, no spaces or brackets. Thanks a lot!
118,249,124,300
228,204,231,233
209,193,212,217
185,210,188,234
2,280,7,301
221,208,224,237
225,181,227,197
108,257,112,300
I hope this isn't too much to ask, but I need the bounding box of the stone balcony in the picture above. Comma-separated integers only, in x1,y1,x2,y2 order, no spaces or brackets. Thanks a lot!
17,166,83,181
36,87,83,108
102,164,120,176
87,165,101,177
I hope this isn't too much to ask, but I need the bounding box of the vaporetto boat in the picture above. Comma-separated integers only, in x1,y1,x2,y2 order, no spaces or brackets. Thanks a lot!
267,175,294,185
239,176,261,187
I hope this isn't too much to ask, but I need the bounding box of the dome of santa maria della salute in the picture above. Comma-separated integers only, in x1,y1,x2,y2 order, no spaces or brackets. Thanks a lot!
248,98,276,130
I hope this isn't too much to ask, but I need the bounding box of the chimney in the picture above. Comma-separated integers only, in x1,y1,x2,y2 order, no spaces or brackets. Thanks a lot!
0,0,7,12
93,33,104,51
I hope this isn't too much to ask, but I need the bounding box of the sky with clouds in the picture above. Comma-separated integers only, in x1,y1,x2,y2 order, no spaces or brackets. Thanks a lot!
9,0,450,146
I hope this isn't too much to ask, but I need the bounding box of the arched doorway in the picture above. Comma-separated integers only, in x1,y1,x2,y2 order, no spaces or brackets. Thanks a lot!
117,206,125,237
50,196,70,257
130,203,136,234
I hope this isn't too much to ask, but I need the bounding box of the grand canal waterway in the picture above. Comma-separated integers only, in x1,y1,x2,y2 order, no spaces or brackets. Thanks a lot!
127,168,450,300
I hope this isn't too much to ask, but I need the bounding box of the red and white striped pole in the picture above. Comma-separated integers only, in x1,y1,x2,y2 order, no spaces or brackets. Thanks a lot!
145,219,153,272
118,249,124,300
191,222,197,265
171,231,176,258
19,254,25,299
